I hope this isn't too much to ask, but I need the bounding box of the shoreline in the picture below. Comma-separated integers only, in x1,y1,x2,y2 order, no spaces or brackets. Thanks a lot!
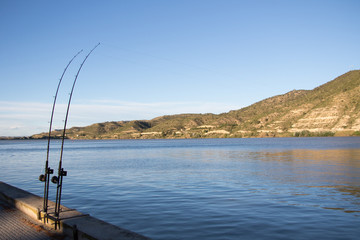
1,133,360,141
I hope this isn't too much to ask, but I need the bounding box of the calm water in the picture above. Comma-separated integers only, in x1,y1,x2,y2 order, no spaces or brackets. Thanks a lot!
1,137,360,239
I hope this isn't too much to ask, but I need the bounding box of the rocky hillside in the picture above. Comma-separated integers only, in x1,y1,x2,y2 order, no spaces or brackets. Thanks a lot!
31,70,360,139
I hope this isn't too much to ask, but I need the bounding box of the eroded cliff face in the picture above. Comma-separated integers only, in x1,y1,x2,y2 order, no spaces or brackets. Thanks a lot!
271,72,360,134
226,70,359,137
290,99,360,133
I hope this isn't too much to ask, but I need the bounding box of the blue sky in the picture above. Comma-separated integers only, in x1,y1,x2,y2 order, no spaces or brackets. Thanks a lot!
1,0,359,136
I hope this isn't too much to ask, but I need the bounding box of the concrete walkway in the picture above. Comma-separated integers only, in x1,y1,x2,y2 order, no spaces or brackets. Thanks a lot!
0,198,65,240
0,182,151,240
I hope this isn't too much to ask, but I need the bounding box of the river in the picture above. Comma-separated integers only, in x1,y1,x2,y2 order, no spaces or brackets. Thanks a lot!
1,137,359,239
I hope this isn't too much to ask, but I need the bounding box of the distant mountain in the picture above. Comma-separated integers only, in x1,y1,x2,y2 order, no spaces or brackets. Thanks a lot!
31,70,360,139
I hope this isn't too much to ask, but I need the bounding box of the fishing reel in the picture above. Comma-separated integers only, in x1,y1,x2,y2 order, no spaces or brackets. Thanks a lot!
51,176,59,184
51,169,67,184
39,167,54,182
39,174,46,182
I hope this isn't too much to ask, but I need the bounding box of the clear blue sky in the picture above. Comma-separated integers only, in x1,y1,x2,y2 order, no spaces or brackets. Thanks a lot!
1,0,359,136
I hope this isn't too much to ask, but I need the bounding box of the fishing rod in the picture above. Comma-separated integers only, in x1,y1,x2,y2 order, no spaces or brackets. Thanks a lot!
39,50,83,217
51,43,100,228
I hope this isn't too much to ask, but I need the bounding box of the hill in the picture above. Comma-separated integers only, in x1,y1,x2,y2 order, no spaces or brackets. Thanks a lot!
31,70,360,139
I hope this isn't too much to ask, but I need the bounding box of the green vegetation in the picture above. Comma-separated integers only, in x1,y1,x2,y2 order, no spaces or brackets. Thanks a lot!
294,131,335,137
30,70,360,140
353,131,360,136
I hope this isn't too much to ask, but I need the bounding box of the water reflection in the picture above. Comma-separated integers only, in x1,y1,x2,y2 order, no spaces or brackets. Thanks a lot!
161,146,360,214
336,186,360,198
252,149,360,164
240,149,360,214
